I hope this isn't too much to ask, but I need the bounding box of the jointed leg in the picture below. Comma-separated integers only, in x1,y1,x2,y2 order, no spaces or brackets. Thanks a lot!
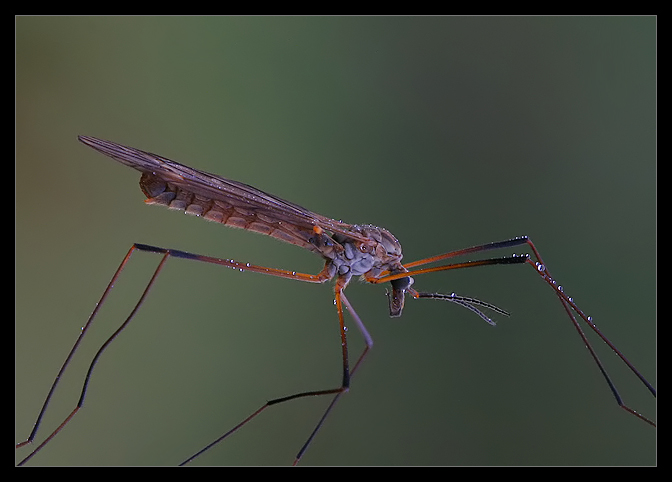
16,243,333,466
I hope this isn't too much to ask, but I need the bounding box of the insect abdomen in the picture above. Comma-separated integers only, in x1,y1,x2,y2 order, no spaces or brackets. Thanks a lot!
140,172,321,251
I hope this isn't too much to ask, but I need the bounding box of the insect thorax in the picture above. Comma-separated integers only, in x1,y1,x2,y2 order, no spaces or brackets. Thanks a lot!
329,225,405,278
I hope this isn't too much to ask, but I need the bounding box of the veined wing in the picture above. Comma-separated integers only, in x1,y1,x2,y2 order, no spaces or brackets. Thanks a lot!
78,136,367,244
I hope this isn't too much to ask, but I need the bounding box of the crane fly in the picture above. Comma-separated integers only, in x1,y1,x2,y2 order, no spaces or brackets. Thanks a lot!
16,136,656,465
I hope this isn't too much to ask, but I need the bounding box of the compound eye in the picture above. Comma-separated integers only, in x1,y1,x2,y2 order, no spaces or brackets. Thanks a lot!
358,242,374,254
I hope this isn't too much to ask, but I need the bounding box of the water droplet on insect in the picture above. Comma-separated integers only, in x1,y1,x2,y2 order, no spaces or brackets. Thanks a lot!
587,316,593,322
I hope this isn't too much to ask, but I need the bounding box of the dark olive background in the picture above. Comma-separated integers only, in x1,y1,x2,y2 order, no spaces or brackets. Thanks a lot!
16,17,655,466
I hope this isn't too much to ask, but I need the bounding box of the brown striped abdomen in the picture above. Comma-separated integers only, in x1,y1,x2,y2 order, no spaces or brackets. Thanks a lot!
140,172,320,252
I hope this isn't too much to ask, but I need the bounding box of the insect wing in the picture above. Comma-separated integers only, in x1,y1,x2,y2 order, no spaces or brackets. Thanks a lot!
78,136,365,243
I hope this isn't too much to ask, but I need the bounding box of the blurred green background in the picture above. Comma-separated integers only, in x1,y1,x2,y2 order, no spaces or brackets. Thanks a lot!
16,17,655,466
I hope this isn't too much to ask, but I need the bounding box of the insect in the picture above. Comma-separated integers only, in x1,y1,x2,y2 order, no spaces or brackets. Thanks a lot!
16,136,656,465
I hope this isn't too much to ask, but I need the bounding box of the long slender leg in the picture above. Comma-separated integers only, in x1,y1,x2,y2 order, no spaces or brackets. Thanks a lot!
401,236,531,269
180,276,364,466
16,243,333,466
524,238,656,425
291,290,374,465
16,244,138,451
373,236,656,426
